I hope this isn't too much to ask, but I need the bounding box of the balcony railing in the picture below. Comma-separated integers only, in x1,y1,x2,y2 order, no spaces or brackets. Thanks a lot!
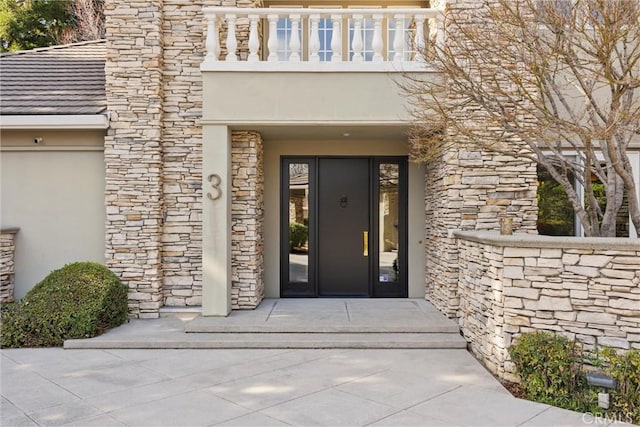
202,6,444,71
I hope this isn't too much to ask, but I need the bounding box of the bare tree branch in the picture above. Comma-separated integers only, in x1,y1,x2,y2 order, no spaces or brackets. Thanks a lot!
403,0,640,237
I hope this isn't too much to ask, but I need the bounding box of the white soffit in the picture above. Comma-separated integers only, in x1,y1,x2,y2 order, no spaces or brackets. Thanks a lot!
0,114,109,130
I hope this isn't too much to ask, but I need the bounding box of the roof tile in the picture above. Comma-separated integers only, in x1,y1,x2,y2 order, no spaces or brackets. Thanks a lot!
0,40,106,115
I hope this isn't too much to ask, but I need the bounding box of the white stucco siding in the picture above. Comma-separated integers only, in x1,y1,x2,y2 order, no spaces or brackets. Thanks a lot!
0,130,106,299
202,71,430,125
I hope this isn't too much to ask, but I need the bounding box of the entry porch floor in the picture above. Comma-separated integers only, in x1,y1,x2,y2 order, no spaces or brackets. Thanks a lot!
65,299,467,349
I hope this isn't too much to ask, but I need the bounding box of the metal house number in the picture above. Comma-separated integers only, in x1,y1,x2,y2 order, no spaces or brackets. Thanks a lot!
206,173,222,201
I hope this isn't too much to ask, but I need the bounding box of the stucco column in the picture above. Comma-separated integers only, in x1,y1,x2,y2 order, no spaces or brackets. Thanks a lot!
202,125,232,316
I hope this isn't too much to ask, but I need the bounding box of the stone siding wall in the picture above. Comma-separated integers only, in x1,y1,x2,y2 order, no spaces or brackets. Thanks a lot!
423,0,538,316
105,0,165,318
231,131,264,309
455,231,640,381
424,139,538,318
160,0,210,308
161,0,260,308
106,0,262,316
0,229,18,303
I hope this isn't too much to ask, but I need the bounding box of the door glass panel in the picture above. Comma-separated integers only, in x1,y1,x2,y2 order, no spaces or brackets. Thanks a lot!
378,163,399,283
288,163,309,282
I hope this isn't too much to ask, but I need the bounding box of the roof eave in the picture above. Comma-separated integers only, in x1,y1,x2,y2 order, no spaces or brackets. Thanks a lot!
0,114,109,130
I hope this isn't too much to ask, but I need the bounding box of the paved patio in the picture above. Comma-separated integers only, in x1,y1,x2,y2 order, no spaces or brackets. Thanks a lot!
2,347,627,427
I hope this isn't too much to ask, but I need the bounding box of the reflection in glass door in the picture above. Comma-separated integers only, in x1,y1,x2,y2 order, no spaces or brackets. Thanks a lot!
288,163,309,283
373,159,407,297
281,159,315,296
378,163,399,284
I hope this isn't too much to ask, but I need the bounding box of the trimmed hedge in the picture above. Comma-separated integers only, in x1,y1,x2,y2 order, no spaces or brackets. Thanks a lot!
1,262,128,348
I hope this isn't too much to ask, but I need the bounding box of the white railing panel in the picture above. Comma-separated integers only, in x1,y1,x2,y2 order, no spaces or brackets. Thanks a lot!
202,7,443,70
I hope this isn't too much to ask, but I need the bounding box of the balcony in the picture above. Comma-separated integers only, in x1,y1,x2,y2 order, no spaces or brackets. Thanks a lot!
201,6,444,72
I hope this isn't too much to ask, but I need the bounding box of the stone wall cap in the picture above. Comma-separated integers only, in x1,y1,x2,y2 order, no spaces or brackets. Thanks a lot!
453,230,640,251
0,227,20,234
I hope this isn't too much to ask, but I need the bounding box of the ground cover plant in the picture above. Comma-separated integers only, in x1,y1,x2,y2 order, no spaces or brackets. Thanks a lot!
0,261,128,348
508,331,639,424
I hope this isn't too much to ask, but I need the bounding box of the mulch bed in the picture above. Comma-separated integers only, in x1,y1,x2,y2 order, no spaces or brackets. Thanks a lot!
501,380,526,399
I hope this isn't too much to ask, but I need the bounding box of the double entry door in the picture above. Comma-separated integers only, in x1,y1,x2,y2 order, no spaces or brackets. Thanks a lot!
281,156,407,298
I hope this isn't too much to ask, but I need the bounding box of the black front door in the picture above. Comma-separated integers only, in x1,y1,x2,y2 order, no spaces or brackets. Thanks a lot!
281,156,407,298
317,158,370,296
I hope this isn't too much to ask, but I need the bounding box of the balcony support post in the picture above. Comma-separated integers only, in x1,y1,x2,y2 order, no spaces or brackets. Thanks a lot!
351,14,364,62
372,14,383,62
289,14,301,62
248,14,260,62
309,14,320,63
205,13,220,62
225,13,238,61
267,14,279,61
330,14,342,62
414,14,426,62
393,14,405,63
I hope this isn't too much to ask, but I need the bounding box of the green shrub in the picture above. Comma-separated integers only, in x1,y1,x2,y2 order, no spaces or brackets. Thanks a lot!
508,331,588,408
1,262,128,348
509,332,640,423
599,348,640,424
289,221,308,250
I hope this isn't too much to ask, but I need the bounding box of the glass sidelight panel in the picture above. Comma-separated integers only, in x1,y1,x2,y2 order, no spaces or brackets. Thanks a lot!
288,163,310,283
378,163,399,283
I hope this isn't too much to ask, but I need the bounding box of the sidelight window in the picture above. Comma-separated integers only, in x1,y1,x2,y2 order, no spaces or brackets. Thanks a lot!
378,163,400,283
287,162,310,283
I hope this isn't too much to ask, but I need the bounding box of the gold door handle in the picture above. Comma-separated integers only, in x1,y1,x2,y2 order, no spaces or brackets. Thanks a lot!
363,231,369,257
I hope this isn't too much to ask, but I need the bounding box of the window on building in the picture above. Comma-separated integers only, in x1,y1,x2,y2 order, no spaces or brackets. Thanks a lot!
537,164,576,236
537,160,634,237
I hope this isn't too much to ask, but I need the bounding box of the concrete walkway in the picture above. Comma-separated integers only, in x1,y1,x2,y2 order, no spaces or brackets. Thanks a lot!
2,347,628,427
2,300,636,426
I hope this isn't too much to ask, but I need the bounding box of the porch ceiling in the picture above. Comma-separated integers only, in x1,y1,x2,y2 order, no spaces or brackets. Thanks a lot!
229,123,411,141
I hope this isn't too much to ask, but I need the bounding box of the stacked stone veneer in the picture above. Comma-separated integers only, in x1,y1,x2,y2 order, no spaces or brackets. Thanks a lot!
105,0,261,317
424,146,538,317
454,231,640,381
105,0,165,318
423,0,539,317
231,131,264,309
0,229,18,303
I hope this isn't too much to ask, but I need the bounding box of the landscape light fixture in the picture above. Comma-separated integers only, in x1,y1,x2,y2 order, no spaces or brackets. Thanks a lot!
586,373,616,409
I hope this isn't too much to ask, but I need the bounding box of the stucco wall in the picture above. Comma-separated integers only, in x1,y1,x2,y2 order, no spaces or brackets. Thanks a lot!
454,231,640,381
202,71,428,125
0,130,106,299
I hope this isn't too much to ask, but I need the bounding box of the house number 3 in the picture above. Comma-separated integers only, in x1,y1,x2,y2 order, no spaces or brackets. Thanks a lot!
206,173,222,201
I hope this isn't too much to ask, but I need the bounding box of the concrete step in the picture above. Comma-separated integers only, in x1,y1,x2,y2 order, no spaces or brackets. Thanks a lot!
159,307,201,320
185,322,460,334
65,332,468,350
